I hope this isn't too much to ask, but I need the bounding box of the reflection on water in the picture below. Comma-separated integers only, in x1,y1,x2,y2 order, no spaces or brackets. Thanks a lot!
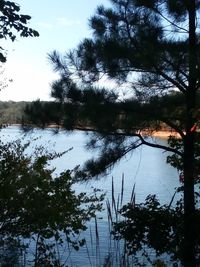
0,126,180,266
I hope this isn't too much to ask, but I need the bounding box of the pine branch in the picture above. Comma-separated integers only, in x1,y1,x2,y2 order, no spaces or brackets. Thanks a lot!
153,8,188,34
154,66,187,94
73,126,183,157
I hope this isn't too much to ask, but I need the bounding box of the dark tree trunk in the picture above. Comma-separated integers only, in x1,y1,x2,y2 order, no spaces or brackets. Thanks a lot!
182,1,197,266
183,133,195,266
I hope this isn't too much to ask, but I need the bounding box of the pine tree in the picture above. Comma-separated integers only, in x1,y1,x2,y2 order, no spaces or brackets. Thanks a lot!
25,1,200,265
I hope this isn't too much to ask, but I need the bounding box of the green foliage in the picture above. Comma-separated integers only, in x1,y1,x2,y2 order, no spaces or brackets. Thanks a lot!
112,194,200,265
0,138,104,265
0,0,39,62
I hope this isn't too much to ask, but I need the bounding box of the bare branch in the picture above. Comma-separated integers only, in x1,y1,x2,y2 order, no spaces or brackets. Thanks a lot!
72,126,183,157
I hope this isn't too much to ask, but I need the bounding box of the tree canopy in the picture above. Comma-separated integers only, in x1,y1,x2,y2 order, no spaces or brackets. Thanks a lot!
25,0,200,266
0,0,39,62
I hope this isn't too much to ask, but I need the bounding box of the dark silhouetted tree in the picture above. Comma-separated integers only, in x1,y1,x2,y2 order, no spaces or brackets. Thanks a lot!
25,1,200,266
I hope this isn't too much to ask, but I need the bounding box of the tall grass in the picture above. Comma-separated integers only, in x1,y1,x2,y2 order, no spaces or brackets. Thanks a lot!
83,174,137,267
84,175,176,267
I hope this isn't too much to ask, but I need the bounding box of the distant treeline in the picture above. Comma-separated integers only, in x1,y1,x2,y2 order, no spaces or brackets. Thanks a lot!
0,101,30,125
0,101,37,125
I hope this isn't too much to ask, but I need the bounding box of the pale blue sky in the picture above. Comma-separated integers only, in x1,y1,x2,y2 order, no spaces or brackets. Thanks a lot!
1,0,110,101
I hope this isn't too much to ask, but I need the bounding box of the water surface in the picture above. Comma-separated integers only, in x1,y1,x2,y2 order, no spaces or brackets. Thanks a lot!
0,126,180,266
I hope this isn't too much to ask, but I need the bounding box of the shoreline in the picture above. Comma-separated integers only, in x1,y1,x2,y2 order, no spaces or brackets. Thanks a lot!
6,124,182,138
150,130,181,139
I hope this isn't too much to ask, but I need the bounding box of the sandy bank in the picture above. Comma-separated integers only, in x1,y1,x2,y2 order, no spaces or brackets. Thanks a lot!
150,130,181,139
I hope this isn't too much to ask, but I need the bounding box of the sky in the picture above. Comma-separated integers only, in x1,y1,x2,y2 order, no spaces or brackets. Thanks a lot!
1,0,110,101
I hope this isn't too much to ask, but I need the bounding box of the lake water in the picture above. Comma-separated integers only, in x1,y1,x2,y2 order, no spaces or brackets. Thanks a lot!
0,126,180,266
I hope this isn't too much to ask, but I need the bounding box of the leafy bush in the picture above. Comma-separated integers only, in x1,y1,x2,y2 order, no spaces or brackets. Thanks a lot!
0,139,104,265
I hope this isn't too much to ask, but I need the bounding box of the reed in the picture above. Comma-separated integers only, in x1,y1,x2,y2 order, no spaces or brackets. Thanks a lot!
84,175,173,267
83,174,137,267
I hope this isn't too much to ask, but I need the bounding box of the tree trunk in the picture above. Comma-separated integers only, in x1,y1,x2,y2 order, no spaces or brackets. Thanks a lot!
182,1,197,266
183,132,195,266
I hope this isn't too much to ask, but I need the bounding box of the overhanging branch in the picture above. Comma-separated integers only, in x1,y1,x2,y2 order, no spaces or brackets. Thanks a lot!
136,133,183,157
73,126,183,157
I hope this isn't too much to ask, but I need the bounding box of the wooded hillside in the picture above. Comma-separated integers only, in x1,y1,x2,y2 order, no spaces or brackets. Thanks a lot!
0,101,30,125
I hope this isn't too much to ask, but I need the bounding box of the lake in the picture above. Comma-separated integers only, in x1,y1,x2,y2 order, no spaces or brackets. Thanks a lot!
0,126,180,266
